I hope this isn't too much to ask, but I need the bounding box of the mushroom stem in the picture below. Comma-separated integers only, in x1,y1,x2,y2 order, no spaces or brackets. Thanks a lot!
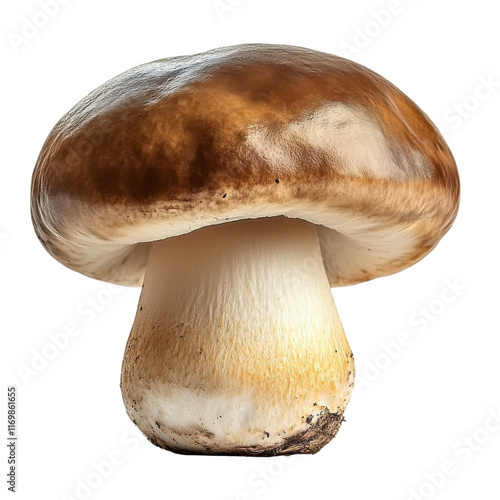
121,216,354,455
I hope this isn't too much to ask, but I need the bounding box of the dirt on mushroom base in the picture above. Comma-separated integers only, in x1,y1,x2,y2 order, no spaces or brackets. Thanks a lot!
144,406,344,456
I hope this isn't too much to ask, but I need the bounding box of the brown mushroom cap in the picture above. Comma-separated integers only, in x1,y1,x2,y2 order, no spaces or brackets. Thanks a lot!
31,43,459,287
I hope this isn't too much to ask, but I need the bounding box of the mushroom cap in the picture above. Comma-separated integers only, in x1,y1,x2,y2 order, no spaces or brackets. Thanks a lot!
31,43,459,287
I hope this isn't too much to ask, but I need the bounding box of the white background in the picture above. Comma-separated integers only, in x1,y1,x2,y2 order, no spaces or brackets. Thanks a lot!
1,0,499,499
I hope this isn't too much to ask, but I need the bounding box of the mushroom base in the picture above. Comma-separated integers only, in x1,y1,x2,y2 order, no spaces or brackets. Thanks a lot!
121,216,354,455
147,406,345,456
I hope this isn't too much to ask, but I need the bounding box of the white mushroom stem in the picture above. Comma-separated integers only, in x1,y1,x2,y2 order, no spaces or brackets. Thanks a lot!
121,216,354,455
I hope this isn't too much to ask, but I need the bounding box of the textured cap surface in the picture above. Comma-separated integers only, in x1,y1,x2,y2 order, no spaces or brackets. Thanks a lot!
31,43,459,286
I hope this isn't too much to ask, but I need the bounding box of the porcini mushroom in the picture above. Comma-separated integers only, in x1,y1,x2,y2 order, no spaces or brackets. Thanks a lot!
31,43,459,455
